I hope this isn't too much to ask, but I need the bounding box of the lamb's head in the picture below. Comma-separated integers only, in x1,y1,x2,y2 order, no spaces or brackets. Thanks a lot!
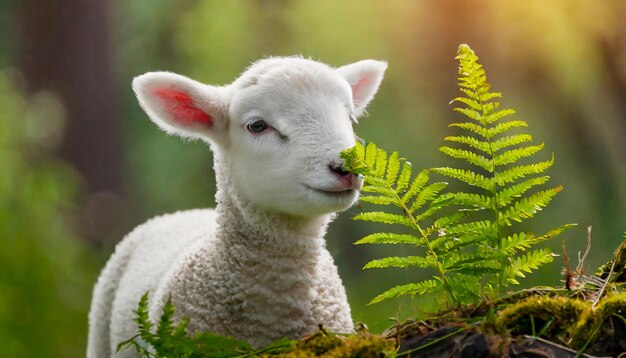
132,57,387,217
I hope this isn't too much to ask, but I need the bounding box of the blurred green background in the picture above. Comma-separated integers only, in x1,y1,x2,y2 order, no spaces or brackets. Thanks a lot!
0,0,624,356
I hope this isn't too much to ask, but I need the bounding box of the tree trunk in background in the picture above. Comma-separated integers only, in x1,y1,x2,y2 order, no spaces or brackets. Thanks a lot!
15,0,129,244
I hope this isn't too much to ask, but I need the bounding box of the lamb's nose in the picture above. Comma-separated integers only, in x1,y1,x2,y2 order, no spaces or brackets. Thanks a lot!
329,162,351,177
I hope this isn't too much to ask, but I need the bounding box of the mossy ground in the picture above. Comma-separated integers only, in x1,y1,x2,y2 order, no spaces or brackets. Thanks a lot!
267,243,626,357
272,291,625,357
266,327,396,358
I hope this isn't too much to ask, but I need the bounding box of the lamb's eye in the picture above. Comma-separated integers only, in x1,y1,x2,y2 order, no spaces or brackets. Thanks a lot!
246,120,269,133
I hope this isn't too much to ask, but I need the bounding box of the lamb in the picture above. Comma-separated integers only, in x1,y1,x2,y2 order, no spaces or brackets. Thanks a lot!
87,56,387,357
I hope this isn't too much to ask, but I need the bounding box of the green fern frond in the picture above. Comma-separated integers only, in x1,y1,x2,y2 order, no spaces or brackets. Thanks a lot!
443,44,574,294
444,135,491,153
358,195,398,206
353,212,414,228
493,143,545,166
156,297,177,340
439,147,493,171
449,264,502,276
134,291,153,335
495,176,550,207
395,162,413,192
409,182,448,214
342,142,458,304
434,192,492,209
341,44,575,308
374,147,388,177
365,142,378,167
432,212,467,230
363,256,437,269
354,233,424,245
385,151,401,185
486,120,528,138
447,276,483,301
430,221,495,253
491,134,533,151
493,156,554,186
498,186,562,225
500,232,537,255
458,88,479,100
431,167,492,191
484,108,515,124
361,185,397,197
443,220,495,237
479,92,503,102
449,121,488,138
369,280,442,305
413,204,447,222
446,251,500,269
453,107,482,122
401,170,430,202
499,224,575,255
504,249,556,284
118,293,293,357
453,97,482,111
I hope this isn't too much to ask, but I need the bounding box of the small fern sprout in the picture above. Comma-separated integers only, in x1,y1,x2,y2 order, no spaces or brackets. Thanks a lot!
117,292,294,357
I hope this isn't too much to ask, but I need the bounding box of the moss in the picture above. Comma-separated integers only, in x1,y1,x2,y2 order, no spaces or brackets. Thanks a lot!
498,296,590,342
571,291,626,355
285,330,342,357
324,335,397,358
272,331,397,358
480,307,508,337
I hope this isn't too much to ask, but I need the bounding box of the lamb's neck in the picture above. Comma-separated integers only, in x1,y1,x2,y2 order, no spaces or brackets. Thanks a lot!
211,147,333,260
214,191,331,259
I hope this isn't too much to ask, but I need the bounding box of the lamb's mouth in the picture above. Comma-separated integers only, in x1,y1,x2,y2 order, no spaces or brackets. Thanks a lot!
304,185,356,197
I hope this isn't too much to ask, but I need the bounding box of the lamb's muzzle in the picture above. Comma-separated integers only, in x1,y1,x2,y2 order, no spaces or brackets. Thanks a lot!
87,56,387,357
328,162,364,191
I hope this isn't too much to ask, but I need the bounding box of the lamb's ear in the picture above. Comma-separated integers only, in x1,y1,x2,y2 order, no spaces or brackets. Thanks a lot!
132,72,228,144
336,60,387,117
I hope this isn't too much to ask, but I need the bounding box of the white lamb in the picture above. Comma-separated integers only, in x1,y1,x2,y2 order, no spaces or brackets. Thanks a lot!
87,56,387,357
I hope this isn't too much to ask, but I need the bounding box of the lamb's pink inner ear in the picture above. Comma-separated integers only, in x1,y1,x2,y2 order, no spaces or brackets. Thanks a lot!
153,87,212,127
350,76,372,106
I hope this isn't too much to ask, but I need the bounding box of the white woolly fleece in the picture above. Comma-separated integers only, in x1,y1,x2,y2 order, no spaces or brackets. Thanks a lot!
87,57,387,357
